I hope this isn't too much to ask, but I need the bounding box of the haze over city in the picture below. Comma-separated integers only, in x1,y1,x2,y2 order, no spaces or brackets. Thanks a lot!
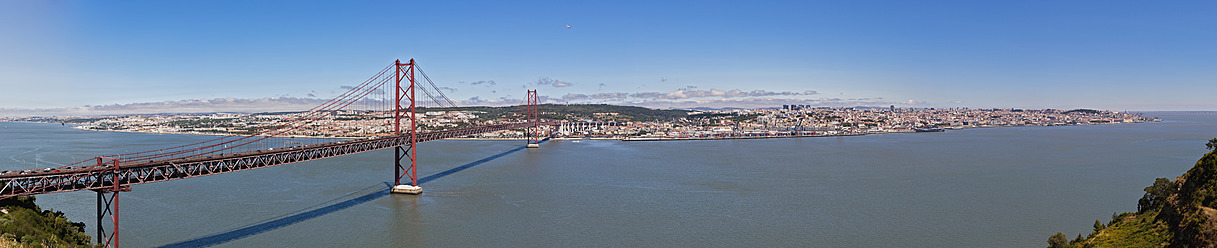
2,1,1214,115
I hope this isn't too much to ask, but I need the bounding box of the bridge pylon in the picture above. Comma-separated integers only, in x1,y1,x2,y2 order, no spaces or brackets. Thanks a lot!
526,90,541,148
391,59,422,195
93,157,129,248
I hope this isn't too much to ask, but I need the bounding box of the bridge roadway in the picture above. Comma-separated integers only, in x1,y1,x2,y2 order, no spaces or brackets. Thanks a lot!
0,121,558,198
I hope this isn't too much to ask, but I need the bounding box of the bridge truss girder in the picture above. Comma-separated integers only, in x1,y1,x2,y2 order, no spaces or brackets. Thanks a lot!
0,122,554,198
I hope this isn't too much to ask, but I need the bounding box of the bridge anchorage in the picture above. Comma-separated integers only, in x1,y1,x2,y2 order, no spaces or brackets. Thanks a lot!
0,59,554,247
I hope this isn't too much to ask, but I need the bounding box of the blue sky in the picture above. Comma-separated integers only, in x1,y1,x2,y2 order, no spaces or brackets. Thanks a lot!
1,1,1214,113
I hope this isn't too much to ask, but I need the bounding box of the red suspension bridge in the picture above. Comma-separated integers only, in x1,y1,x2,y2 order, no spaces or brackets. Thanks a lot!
0,59,556,247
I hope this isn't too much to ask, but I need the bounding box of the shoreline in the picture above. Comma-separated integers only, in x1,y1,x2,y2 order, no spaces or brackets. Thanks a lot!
4,120,1161,142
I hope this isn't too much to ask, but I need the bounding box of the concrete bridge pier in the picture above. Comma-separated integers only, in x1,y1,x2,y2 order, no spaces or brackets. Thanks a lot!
391,185,422,194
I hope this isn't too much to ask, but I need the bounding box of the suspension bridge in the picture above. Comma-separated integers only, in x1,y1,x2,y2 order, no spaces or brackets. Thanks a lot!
0,59,557,247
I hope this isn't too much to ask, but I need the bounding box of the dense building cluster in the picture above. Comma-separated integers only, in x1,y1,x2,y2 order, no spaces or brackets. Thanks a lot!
636,107,1156,140
1,106,1157,140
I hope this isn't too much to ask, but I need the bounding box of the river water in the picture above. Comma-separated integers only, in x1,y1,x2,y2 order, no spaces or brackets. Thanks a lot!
2,112,1215,247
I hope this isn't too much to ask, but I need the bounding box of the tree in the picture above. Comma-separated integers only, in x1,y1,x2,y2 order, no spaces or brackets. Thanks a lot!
1048,232,1072,248
1088,219,1105,239
1138,178,1175,212
1207,138,1217,150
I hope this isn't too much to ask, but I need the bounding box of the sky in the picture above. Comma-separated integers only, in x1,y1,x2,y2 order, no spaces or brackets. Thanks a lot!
1,1,1215,115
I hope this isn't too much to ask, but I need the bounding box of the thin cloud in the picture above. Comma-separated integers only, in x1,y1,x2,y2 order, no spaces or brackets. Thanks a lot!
623,97,902,109
590,92,628,99
0,97,352,116
462,80,496,86
460,95,561,106
622,88,818,100
536,77,573,87
563,93,590,100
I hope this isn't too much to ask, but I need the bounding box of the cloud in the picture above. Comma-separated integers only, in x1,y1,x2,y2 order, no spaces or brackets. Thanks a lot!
0,97,364,116
558,92,629,101
562,93,589,100
619,97,903,109
536,77,573,87
459,95,562,106
903,100,927,105
439,87,457,93
629,92,665,99
462,80,496,86
590,92,628,99
621,89,817,100
537,88,832,109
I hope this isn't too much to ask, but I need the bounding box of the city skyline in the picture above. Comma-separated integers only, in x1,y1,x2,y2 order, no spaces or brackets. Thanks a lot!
2,1,1215,115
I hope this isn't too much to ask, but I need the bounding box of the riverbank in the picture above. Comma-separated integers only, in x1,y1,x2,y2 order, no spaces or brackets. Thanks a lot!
4,117,1163,143
2,119,1162,143
5,113,1211,247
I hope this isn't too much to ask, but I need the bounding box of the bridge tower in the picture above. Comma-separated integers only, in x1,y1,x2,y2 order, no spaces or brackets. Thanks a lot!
93,156,128,248
391,59,422,194
526,90,541,148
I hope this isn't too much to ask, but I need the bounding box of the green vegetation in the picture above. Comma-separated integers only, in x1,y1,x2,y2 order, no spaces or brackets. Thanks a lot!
1140,178,1176,212
1086,211,1171,248
0,195,92,247
1048,139,1217,248
1064,109,1102,114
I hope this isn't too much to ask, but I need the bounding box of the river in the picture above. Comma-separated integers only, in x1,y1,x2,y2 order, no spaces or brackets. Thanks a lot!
2,111,1215,247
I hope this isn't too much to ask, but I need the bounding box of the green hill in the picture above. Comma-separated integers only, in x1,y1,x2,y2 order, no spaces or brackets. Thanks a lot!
0,195,92,247
1047,138,1217,248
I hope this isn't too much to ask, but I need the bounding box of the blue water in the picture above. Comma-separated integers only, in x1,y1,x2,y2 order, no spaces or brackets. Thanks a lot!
1,111,1214,247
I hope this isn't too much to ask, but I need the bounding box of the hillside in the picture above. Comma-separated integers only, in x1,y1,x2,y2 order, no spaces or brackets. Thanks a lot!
1048,139,1217,248
0,195,92,247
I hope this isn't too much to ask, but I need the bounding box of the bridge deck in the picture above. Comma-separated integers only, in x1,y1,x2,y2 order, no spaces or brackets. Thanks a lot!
0,121,557,198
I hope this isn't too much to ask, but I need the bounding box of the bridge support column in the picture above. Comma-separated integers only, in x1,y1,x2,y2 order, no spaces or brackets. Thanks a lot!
526,90,540,148
94,187,129,248
391,145,421,194
92,156,129,248
392,59,421,195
